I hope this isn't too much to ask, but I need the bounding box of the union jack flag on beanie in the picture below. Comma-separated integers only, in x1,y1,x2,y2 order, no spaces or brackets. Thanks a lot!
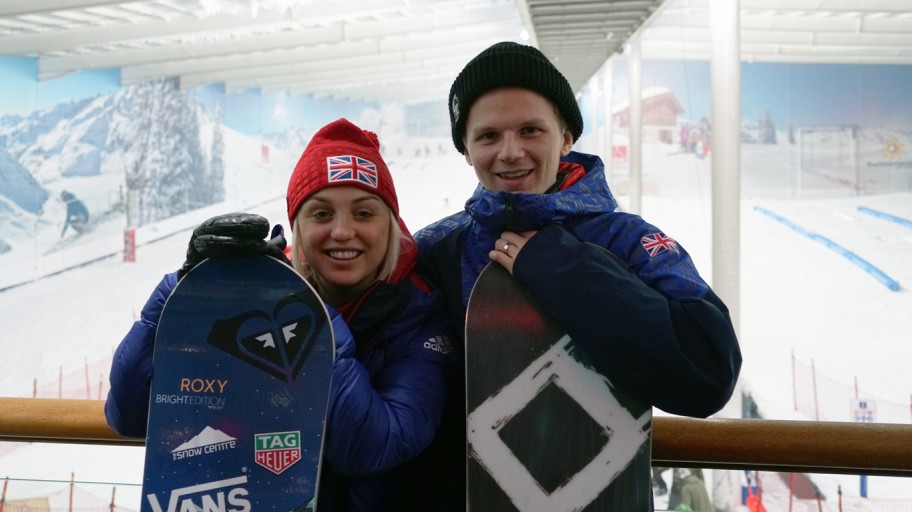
286,118,398,227
640,232,679,257
327,155,379,188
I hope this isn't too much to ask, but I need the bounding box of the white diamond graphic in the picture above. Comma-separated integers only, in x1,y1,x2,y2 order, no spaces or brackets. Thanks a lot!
468,334,650,512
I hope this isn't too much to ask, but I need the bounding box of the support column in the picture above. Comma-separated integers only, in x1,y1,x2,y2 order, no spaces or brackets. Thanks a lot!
710,0,741,333
603,60,615,186
628,36,643,214
589,76,601,156
709,0,742,510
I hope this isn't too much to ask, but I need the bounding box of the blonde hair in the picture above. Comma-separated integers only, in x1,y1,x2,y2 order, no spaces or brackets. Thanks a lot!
291,207,403,292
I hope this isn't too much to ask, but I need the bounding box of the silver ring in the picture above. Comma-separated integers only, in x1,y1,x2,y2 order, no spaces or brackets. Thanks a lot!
503,242,510,252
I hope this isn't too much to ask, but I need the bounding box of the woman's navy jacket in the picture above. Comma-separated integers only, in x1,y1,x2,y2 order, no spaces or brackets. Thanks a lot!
105,265,453,511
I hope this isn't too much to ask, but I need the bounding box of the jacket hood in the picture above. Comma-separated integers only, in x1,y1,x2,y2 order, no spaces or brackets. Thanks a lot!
388,216,419,285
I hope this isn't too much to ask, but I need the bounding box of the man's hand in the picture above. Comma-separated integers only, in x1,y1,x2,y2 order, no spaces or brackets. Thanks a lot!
489,230,536,274
178,213,289,279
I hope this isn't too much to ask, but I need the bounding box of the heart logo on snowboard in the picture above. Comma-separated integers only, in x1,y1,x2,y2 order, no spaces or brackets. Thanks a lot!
207,291,328,382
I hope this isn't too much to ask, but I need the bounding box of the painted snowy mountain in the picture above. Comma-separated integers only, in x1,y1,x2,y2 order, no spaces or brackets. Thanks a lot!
0,148,47,214
0,78,226,253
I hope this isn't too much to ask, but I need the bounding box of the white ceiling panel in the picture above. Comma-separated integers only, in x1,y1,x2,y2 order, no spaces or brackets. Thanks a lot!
638,0,912,65
1,0,909,105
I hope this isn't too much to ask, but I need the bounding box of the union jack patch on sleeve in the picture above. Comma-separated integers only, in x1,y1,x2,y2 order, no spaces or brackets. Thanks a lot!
326,155,379,188
640,232,679,257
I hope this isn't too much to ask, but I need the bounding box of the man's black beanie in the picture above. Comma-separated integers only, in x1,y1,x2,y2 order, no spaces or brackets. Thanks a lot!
448,41,584,154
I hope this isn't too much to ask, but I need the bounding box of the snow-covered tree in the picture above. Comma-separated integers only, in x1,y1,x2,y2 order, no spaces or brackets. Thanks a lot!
114,81,154,227
758,107,777,145
208,104,226,203
124,78,208,224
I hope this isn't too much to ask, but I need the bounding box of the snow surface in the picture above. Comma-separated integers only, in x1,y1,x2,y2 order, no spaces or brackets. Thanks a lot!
1,129,910,509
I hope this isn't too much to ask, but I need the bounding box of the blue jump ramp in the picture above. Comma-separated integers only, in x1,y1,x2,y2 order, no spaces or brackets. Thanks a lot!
753,206,901,292
857,206,912,230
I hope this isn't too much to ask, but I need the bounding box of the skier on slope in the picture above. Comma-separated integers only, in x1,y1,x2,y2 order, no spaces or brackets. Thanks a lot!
59,190,89,238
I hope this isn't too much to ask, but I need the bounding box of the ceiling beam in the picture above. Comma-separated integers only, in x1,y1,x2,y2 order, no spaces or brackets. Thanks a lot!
10,2,517,56
0,0,130,18
3,6,294,56
210,53,470,93
37,4,519,80
119,22,512,86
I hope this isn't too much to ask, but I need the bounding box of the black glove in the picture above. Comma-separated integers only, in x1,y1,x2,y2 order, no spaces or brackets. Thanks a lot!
178,213,290,279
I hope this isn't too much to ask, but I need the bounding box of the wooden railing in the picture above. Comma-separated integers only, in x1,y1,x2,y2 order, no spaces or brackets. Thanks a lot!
1,397,911,477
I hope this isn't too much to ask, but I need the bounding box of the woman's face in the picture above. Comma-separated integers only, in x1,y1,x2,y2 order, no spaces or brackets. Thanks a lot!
295,186,391,305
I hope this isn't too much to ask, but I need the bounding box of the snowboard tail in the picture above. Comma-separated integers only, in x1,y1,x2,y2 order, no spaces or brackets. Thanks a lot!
466,262,652,512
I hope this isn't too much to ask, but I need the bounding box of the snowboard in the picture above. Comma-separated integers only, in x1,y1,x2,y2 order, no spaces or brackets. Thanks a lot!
141,255,334,512
465,261,652,512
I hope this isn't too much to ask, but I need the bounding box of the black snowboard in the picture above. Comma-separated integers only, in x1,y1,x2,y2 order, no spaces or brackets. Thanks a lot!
466,262,652,511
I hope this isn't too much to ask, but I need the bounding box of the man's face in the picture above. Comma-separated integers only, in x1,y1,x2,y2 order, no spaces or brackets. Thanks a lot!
462,87,573,194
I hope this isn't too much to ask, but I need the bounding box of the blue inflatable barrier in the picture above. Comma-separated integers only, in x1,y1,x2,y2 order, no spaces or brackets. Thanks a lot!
753,206,901,292
857,206,912,230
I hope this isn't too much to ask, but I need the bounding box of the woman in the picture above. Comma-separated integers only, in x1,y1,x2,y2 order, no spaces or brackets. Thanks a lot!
105,118,453,511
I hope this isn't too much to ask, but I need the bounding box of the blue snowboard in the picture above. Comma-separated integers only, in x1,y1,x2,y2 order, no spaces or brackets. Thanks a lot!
141,256,334,512
466,261,652,512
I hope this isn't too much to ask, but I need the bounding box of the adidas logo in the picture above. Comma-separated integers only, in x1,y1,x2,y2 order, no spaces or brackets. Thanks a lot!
424,335,452,356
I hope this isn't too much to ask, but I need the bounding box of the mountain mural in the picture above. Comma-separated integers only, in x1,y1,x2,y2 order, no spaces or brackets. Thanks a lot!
0,77,226,245
0,149,47,214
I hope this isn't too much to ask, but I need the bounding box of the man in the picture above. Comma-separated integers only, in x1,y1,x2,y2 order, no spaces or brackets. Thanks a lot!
670,468,713,511
411,41,742,509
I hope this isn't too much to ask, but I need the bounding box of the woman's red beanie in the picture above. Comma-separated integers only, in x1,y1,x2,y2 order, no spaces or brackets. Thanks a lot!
286,118,398,228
